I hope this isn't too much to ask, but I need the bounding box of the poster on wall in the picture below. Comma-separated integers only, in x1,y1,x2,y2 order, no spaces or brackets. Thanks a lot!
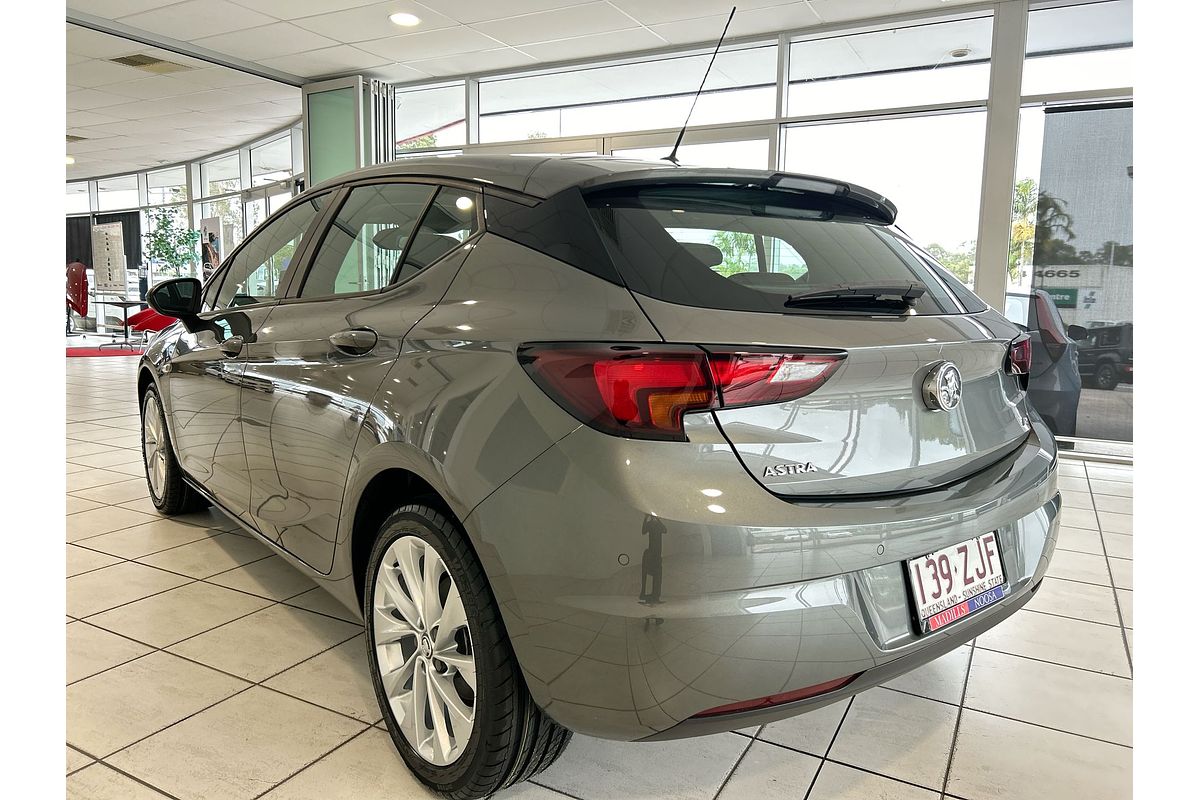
200,216,223,280
90,221,127,296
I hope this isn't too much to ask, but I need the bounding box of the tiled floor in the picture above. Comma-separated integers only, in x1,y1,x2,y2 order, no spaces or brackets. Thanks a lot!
66,353,1133,800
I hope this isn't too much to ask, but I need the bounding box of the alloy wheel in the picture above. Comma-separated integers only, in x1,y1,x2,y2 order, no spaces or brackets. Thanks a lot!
373,535,476,767
142,394,168,499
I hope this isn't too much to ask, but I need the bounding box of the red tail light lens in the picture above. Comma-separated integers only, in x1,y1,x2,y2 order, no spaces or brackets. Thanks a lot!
691,672,862,719
1033,293,1067,361
518,343,844,441
1007,334,1032,389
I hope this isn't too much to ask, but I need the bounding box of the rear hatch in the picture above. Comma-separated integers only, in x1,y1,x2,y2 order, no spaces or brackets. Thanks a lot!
584,176,1031,496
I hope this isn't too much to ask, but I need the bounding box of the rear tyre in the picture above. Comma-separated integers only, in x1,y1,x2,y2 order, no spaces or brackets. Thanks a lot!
140,386,207,515
365,504,571,800
1094,363,1118,391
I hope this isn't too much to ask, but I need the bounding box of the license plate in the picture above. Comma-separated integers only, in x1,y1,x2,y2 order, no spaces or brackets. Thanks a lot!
907,532,1006,634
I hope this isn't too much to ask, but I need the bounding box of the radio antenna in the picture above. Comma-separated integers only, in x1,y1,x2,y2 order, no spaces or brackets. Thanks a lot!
664,6,737,165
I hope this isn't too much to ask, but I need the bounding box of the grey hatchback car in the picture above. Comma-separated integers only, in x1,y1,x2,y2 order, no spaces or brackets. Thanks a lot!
139,155,1060,799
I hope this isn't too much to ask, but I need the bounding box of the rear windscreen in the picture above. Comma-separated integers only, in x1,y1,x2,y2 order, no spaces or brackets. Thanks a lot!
586,185,977,315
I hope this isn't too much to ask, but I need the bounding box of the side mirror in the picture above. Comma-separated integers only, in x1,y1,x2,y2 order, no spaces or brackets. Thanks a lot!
1066,324,1089,341
146,278,202,320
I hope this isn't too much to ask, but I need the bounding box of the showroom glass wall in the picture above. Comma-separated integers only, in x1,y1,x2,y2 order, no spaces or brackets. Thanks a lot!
383,0,1131,451
66,126,302,333
64,0,1131,449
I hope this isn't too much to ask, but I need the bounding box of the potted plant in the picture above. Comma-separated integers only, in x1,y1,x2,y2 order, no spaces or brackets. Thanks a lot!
144,207,201,284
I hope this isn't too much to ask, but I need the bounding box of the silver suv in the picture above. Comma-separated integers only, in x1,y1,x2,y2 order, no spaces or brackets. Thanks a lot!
139,155,1061,799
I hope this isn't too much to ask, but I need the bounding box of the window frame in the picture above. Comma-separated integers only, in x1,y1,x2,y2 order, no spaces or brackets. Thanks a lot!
204,189,337,314
280,176,487,305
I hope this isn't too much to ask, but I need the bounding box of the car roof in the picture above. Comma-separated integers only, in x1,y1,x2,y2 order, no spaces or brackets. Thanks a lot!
305,154,898,222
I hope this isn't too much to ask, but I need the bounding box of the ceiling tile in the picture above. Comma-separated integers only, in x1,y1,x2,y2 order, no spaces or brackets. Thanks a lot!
99,76,198,101
609,0,797,26
291,1,458,44
118,0,276,41
67,0,178,17
66,25,143,59
520,27,667,62
357,26,501,61
67,109,125,128
472,2,636,47
193,22,339,60
227,0,380,19
359,63,436,83
650,3,824,45
169,66,265,90
67,88,134,110
66,58,148,89
399,47,537,79
427,1,596,25
258,44,391,77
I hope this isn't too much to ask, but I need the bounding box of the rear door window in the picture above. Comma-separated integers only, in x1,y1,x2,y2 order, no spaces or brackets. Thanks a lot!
298,183,435,298
587,185,971,315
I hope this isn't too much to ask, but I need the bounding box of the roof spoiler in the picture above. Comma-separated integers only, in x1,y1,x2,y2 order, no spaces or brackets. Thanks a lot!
574,168,898,225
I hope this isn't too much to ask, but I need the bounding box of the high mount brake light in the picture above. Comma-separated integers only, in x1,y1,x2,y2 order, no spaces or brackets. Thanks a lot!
1006,334,1032,390
518,344,845,441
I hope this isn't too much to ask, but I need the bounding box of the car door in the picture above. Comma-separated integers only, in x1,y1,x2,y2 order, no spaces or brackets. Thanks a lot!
158,192,329,523
240,180,484,573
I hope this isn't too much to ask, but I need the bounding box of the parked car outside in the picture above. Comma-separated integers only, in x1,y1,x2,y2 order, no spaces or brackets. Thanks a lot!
1077,322,1133,390
1004,289,1085,437
138,155,1061,799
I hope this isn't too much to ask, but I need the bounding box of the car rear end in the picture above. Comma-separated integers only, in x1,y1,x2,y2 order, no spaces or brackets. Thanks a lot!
1004,289,1082,435
463,166,1060,741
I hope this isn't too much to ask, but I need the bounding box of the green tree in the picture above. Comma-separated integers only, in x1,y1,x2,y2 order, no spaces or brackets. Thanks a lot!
397,133,437,152
144,207,200,279
709,230,756,276
926,242,976,284
1009,177,1037,279
1032,190,1078,265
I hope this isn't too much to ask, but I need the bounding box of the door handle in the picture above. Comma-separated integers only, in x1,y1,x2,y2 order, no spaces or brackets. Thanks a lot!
219,335,244,358
329,328,378,356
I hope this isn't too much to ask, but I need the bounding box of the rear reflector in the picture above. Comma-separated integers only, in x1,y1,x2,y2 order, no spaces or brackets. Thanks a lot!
518,343,844,441
691,673,861,719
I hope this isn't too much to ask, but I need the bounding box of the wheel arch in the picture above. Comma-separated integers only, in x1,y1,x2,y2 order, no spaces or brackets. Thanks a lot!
348,467,462,609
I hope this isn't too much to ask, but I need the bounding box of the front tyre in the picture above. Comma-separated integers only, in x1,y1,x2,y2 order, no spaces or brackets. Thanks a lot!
140,386,206,515
365,505,571,799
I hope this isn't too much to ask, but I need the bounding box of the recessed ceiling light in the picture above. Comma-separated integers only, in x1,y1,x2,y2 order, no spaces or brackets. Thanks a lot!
389,12,421,26
66,156,75,165
455,196,474,211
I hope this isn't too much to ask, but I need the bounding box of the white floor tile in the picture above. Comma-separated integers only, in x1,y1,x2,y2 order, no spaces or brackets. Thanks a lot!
947,710,1131,800
827,689,957,790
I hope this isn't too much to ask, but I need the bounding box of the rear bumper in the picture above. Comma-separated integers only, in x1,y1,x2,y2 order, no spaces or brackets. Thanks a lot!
466,417,1060,740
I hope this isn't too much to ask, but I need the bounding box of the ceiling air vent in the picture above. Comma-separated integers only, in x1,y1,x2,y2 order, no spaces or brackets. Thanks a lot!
66,134,87,143
109,54,191,74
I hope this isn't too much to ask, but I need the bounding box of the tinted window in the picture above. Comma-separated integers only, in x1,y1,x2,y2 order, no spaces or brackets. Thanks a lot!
214,194,324,309
587,185,963,315
299,183,435,298
396,187,482,283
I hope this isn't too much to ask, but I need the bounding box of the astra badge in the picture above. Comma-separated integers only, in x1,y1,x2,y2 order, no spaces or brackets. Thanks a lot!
922,361,962,412
764,462,819,478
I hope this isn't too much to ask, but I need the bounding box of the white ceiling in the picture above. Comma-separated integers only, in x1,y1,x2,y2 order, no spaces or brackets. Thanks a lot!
66,25,301,179
66,0,988,178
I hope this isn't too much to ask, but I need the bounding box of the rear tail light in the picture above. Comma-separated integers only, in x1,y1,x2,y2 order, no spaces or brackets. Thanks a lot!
691,673,862,718
518,343,845,441
1033,292,1068,361
1006,334,1032,390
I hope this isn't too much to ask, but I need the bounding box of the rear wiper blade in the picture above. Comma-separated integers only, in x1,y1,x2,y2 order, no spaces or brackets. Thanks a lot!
784,283,926,309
